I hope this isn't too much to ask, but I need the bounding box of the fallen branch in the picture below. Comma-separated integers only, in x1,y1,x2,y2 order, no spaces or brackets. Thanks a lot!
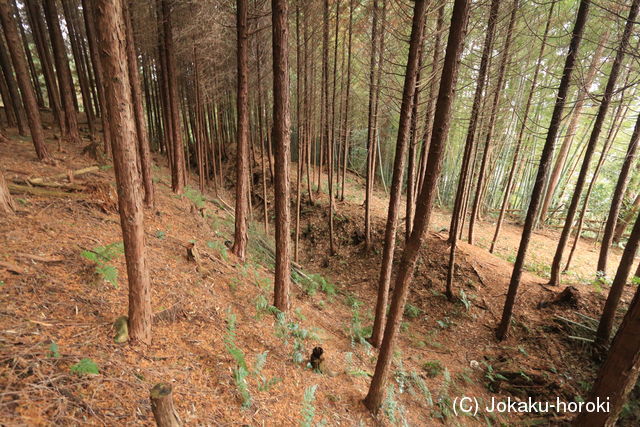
0,261,25,274
28,166,100,185
16,253,65,263
8,183,85,199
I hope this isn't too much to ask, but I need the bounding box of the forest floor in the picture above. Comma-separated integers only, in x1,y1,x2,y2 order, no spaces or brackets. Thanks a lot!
1,124,638,426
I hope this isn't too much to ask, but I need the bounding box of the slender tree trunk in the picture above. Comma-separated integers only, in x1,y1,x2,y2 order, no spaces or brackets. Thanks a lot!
417,3,444,196
548,0,639,286
540,31,609,226
614,191,640,244
564,95,627,272
496,0,591,340
575,276,640,426
61,0,94,137
271,0,291,313
339,0,353,202
82,0,111,154
43,0,81,145
595,205,640,348
232,0,249,261
123,0,154,208
94,0,152,344
364,0,470,411
161,0,185,193
12,0,44,109
489,1,555,253
368,0,427,349
468,0,516,244
0,0,51,162
598,115,640,273
294,3,302,262
445,0,500,299
24,0,63,133
364,0,379,250
0,34,26,135
255,39,269,233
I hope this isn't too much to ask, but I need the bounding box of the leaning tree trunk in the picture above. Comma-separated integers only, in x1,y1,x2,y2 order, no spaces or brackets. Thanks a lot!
489,0,554,253
123,0,154,208
446,0,500,299
271,0,291,313
539,31,609,225
0,34,26,135
598,114,640,274
161,0,185,193
614,191,640,244
43,0,81,145
548,0,639,286
576,217,640,426
232,0,249,261
94,0,152,345
364,0,379,250
368,0,427,349
467,0,515,245
496,0,591,340
0,0,51,162
364,0,470,412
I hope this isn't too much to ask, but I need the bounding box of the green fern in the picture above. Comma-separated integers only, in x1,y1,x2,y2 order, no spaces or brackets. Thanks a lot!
300,384,318,427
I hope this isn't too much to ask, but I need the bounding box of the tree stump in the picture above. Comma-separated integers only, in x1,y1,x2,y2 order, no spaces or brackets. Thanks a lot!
150,383,181,427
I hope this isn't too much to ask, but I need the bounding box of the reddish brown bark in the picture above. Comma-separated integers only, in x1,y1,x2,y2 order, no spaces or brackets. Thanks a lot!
94,0,152,344
0,0,51,162
368,0,427,348
43,0,81,145
549,0,639,286
271,0,291,312
497,0,591,340
364,0,470,412
122,0,154,208
232,0,249,261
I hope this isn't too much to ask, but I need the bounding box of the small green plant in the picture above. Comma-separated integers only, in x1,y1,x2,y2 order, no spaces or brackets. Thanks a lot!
404,304,422,319
423,360,444,378
207,240,229,262
300,384,318,427
225,311,251,408
154,230,166,240
348,309,372,347
459,289,471,311
382,385,399,423
345,294,362,309
252,351,282,392
48,341,60,358
183,186,205,208
410,371,433,405
70,358,99,376
81,242,124,288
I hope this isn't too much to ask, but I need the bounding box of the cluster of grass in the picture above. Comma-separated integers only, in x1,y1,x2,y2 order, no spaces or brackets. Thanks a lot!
274,312,319,365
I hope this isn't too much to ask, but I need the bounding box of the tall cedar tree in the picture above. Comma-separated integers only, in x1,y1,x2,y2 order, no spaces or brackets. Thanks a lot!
272,0,291,312
368,0,427,348
123,0,155,208
364,0,470,411
0,31,26,135
0,0,51,162
496,0,591,340
232,0,249,260
539,30,609,225
43,0,81,145
548,0,639,286
161,0,185,193
363,0,379,250
575,216,640,425
446,0,500,299
598,114,640,273
490,0,555,253
93,0,152,344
